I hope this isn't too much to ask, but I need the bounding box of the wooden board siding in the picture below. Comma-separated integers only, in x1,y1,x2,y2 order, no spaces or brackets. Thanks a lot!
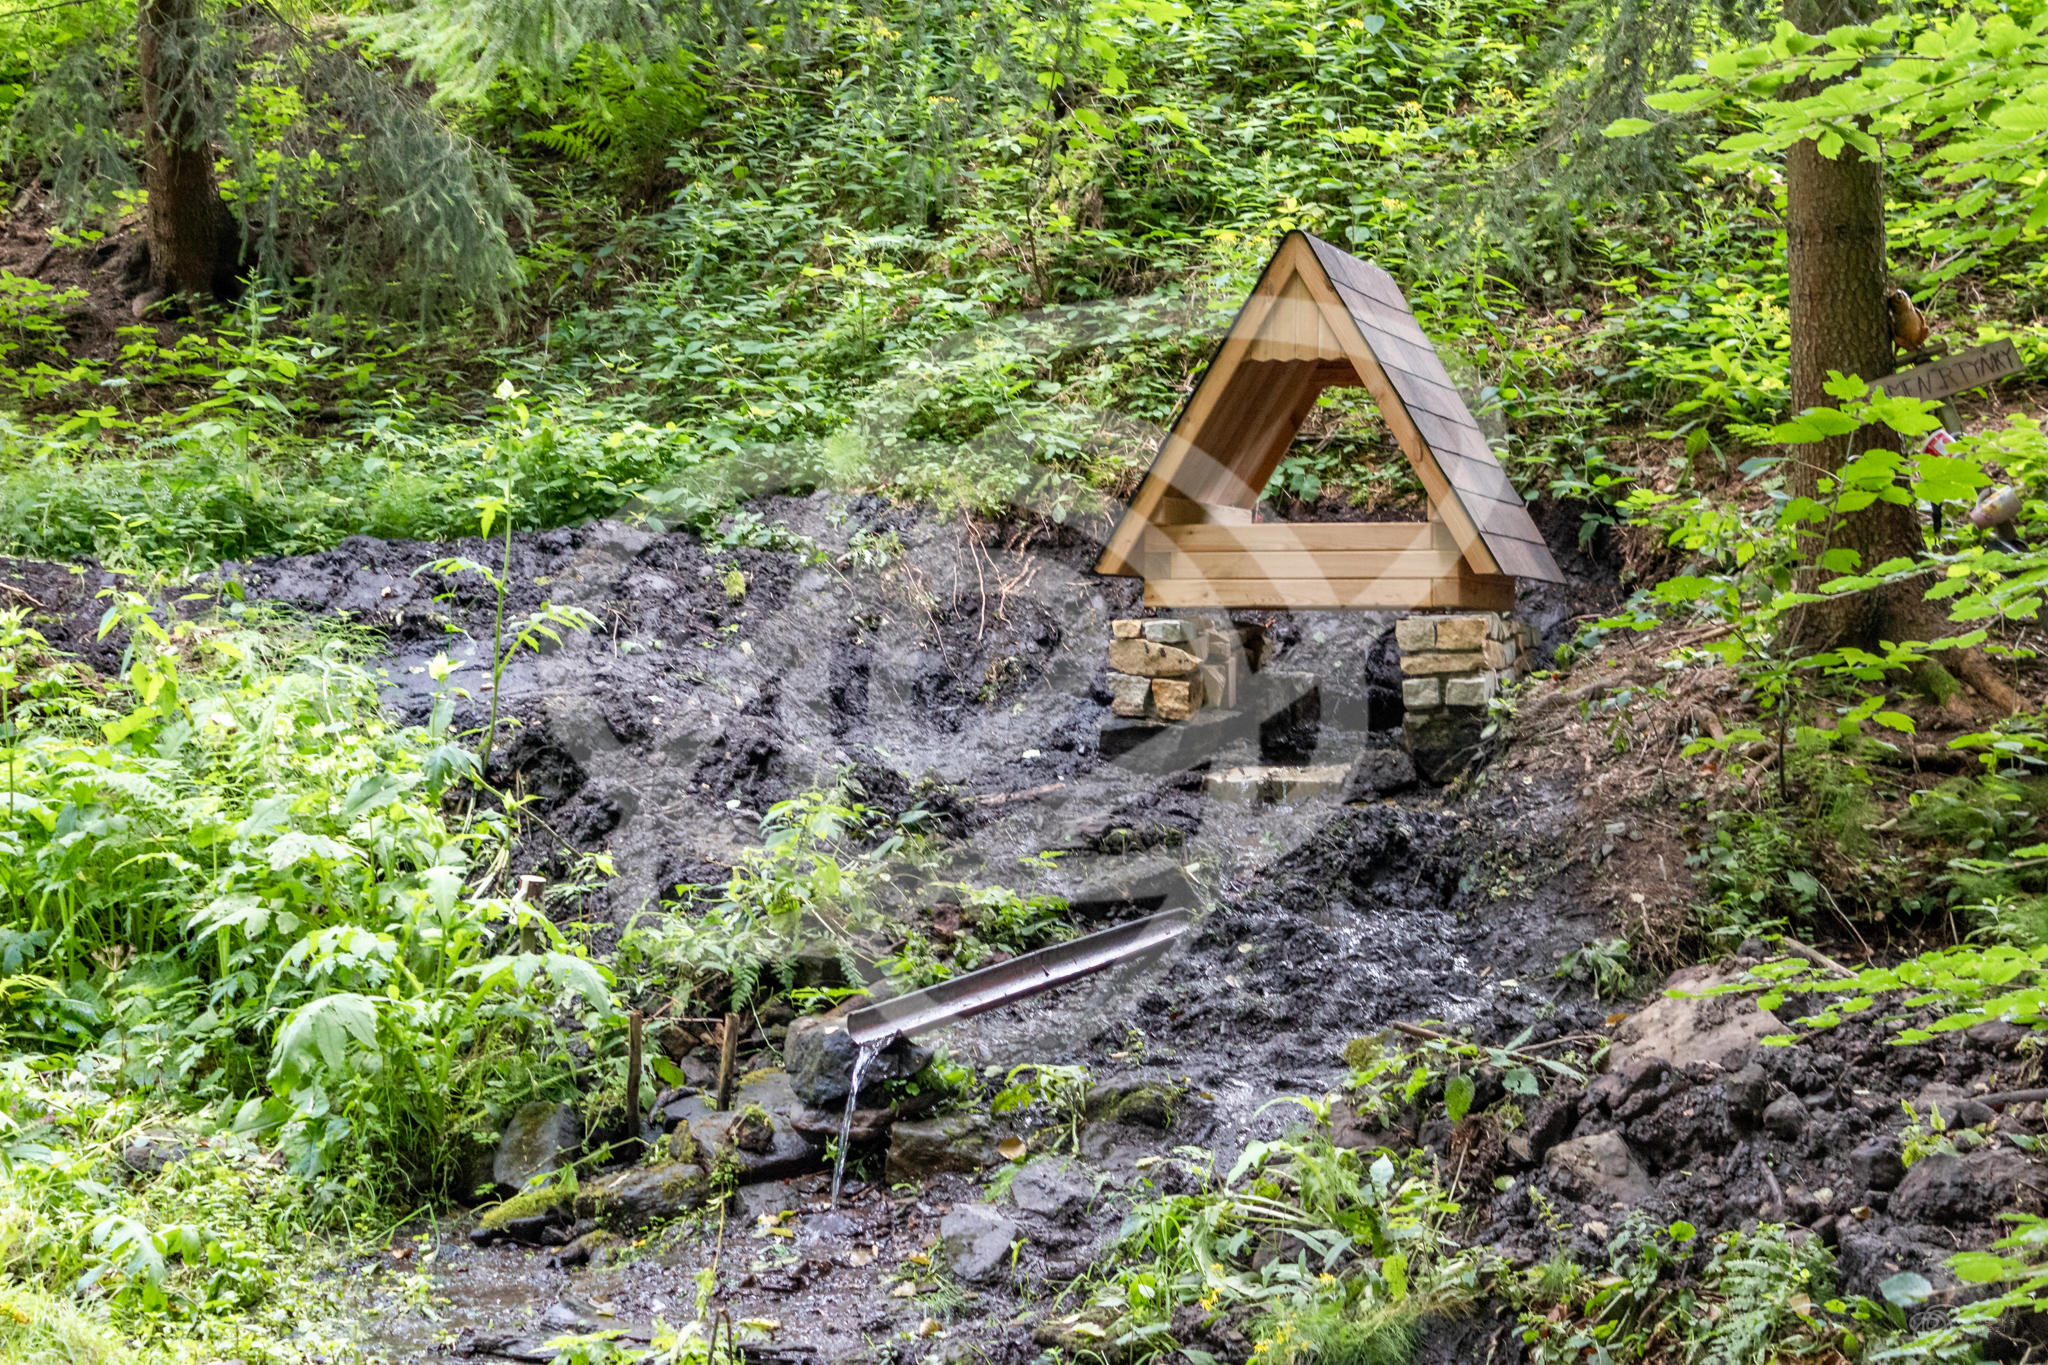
1094,229,1566,602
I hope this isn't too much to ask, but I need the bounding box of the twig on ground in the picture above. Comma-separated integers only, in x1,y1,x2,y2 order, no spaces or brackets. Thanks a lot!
969,781,1066,807
1978,1088,2048,1109
1760,1157,1785,1215
1778,935,1856,980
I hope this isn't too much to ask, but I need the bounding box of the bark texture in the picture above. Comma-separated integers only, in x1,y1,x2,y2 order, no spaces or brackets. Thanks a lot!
138,0,241,302
1780,0,2017,708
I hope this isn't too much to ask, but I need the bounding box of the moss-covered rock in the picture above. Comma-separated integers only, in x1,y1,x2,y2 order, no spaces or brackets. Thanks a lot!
1084,1080,1180,1130
480,1170,578,1230
573,1161,709,1231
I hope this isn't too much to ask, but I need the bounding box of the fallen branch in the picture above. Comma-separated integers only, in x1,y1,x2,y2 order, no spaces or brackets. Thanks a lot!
1778,936,1857,980
1521,1033,1605,1053
968,781,1066,807
1390,1021,1459,1045
1978,1088,2048,1110
0,581,45,609
1521,679,1616,721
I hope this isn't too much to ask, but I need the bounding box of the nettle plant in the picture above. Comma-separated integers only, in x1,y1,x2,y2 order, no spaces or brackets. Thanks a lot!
1606,373,2048,779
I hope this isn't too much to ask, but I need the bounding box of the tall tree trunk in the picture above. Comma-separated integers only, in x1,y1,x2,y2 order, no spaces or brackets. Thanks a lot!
1781,0,2017,709
138,0,240,302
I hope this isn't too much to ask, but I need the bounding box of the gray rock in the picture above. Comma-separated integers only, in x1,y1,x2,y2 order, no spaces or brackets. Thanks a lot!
789,1102,895,1147
665,1092,819,1183
1965,1019,2030,1052
1009,1157,1096,1223
1763,1094,1809,1140
1339,748,1417,802
1098,715,1234,774
887,1113,1000,1181
784,1017,932,1109
1254,671,1321,765
1891,1150,2036,1227
732,1181,803,1224
1401,704,1487,785
1725,1063,1770,1122
1916,1083,1995,1129
495,1101,580,1193
1608,965,1786,1073
939,1204,1022,1283
121,1135,189,1177
1849,1139,1906,1193
574,1161,709,1230
1544,1132,1654,1204
1589,1057,1668,1113
1085,1080,1179,1129
587,520,655,560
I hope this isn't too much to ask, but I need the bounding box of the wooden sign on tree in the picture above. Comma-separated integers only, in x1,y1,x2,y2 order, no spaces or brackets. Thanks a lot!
1094,232,1564,610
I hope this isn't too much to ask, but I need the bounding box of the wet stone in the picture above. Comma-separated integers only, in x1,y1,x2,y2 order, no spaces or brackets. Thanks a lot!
1009,1157,1097,1223
1891,1150,2037,1227
783,1017,931,1109
939,1204,1022,1283
732,1180,804,1224
1085,1080,1179,1130
1850,1139,1906,1193
1339,748,1417,801
1763,1093,1809,1140
1545,1132,1654,1204
887,1113,1000,1180
1609,966,1786,1073
1725,1063,1770,1123
494,1100,580,1194
668,1099,818,1183
574,1161,709,1230
790,1102,895,1147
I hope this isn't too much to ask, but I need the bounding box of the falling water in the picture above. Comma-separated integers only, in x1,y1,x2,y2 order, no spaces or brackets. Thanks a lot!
829,1041,882,1208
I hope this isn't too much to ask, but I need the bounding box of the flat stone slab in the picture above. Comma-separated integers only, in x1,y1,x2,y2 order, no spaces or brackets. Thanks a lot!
1608,965,1787,1073
1203,763,1350,805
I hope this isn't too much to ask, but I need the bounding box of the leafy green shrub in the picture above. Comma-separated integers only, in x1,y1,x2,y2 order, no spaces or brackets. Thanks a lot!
0,599,615,1198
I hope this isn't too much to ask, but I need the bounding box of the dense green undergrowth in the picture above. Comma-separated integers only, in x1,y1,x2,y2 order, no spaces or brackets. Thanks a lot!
12,0,2048,1358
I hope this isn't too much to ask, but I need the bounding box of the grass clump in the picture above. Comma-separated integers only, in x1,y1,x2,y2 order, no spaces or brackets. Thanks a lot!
0,1283,119,1365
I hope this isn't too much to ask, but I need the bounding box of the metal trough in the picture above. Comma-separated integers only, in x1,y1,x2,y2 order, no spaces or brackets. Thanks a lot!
845,907,1193,1049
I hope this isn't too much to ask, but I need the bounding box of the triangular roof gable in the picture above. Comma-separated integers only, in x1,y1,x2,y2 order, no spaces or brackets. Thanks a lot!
1094,231,1565,585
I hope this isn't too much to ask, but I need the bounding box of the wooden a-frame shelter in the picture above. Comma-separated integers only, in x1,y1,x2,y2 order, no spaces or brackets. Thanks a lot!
1094,231,1564,610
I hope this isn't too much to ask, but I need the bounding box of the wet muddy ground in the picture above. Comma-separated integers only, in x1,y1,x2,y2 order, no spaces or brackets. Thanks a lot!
9,496,2041,1363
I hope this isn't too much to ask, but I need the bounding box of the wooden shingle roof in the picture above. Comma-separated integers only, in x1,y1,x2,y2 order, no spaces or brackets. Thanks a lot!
1094,231,1565,589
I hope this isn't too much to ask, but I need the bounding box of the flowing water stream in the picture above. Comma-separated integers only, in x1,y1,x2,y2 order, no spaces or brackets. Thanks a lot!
829,1041,882,1207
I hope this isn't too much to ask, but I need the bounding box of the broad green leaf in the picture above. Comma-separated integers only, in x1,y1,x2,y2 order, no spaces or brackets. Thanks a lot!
1951,1251,2013,1283
272,992,380,1081
1881,1271,1934,1307
1770,407,1861,443
1445,1072,1476,1122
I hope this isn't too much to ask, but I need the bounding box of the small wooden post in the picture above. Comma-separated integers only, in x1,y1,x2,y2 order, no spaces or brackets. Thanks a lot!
626,1010,644,1138
514,874,546,954
714,1011,740,1111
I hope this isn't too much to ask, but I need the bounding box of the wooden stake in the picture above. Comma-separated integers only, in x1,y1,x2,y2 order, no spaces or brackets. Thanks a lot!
626,1010,644,1138
715,1011,740,1112
514,874,545,954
